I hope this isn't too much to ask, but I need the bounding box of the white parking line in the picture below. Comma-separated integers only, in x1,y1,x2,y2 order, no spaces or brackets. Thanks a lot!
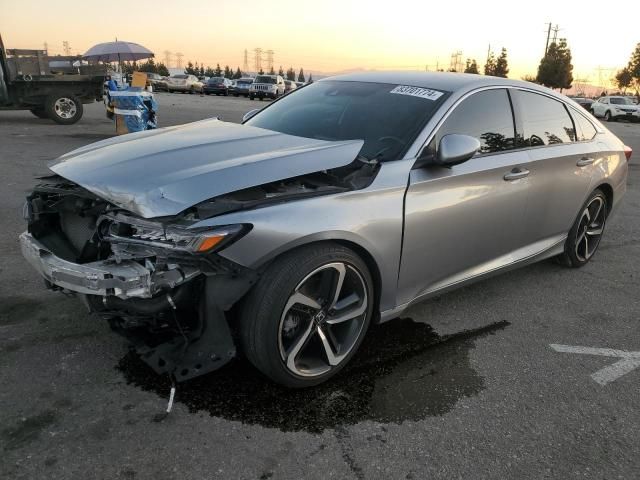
549,344,640,385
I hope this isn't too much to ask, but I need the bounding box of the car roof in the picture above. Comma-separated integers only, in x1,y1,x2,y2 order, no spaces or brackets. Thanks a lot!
320,71,556,95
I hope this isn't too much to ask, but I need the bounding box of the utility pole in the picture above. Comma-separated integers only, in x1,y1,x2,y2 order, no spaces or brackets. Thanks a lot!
243,49,249,72
163,50,172,67
43,42,48,54
486,44,491,65
265,49,274,73
544,22,560,55
63,41,71,56
253,48,263,72
175,52,184,69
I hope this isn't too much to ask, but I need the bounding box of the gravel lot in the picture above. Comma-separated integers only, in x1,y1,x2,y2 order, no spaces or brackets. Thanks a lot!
1,93,639,480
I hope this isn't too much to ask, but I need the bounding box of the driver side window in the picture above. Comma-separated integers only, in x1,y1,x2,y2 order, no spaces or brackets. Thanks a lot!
422,89,516,159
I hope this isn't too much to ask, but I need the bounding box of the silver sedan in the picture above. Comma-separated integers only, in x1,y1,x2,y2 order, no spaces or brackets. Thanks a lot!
21,72,630,387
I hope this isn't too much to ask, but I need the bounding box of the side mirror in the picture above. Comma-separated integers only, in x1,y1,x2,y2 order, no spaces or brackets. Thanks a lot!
435,134,481,167
242,108,260,123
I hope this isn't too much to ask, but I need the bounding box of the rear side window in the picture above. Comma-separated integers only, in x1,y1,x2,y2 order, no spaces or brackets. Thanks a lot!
572,112,597,141
429,88,516,155
512,90,576,146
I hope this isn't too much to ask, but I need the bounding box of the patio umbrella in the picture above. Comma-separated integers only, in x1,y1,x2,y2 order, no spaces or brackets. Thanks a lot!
83,41,154,63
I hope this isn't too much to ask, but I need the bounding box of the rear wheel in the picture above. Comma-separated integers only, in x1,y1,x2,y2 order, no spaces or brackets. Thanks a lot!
45,95,83,125
558,189,608,268
239,243,374,387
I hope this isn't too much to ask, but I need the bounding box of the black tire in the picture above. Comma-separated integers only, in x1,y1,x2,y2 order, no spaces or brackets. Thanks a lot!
259,97,263,101
558,189,608,268
234,93,239,97
224,89,229,96
30,108,49,119
249,95,254,100
604,111,613,122
45,95,83,125
239,243,374,388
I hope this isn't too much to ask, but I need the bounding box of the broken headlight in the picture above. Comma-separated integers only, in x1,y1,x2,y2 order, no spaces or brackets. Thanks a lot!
104,217,247,254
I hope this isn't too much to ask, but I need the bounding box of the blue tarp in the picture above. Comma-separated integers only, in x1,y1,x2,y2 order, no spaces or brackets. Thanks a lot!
110,88,158,132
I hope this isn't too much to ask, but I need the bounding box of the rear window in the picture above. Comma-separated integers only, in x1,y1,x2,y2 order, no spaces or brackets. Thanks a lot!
512,90,576,146
208,77,224,83
172,75,188,79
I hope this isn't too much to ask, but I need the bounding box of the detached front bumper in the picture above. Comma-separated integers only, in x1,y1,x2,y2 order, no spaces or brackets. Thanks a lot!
20,232,198,299
21,232,152,298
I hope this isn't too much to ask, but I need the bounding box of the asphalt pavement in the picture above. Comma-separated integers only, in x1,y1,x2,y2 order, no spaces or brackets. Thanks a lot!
1,93,639,480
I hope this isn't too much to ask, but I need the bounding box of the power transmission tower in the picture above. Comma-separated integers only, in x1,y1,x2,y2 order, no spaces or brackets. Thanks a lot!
63,41,71,56
265,49,274,72
43,42,48,54
253,48,263,72
449,51,462,72
163,50,172,67
175,52,184,69
243,49,249,72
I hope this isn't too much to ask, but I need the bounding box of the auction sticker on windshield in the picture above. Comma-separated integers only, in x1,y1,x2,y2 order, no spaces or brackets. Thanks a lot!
390,85,444,100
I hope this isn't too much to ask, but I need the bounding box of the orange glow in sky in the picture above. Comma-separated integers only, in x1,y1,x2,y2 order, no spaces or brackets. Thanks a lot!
1,0,636,87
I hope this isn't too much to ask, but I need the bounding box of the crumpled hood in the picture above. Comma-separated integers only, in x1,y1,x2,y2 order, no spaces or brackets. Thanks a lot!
49,119,364,218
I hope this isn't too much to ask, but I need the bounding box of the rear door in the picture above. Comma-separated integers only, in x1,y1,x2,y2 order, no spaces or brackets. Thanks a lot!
509,89,596,245
397,88,531,305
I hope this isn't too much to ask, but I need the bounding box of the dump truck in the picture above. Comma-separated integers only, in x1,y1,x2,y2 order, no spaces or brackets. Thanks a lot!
0,35,105,124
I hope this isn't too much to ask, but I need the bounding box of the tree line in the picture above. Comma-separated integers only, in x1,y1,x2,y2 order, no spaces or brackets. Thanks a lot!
615,43,640,98
121,58,312,82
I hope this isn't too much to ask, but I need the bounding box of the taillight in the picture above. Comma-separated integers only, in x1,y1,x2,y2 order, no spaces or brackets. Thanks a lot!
623,145,632,161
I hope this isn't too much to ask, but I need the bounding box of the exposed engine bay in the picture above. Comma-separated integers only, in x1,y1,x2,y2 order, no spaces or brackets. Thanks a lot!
21,157,379,381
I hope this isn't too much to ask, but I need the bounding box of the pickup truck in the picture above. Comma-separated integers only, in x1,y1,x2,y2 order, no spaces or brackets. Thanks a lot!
0,35,105,124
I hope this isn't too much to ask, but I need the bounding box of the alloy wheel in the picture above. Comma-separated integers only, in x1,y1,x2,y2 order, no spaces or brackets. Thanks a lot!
278,262,369,377
54,98,77,119
575,196,606,262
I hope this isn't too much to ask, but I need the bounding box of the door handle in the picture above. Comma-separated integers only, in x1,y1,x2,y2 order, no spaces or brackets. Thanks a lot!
577,157,595,167
503,168,530,181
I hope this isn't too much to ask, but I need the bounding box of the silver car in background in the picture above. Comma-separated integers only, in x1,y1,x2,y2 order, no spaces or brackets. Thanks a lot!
20,72,630,387
166,74,203,94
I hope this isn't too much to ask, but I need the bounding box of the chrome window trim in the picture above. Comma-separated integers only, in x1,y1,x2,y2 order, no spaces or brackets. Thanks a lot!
406,84,599,163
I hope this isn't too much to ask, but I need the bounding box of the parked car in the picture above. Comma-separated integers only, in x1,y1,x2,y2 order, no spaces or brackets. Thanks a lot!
249,74,285,100
590,95,640,122
232,77,254,97
20,72,630,387
570,97,594,111
138,72,164,90
166,74,203,94
284,80,297,94
203,77,233,96
295,81,305,88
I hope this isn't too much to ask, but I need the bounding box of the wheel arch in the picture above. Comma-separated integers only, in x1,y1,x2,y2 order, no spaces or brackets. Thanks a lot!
594,182,614,214
252,237,384,322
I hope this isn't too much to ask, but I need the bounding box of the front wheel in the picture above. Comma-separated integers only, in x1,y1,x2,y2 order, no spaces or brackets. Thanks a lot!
604,111,613,122
239,243,374,388
45,95,83,125
558,189,608,268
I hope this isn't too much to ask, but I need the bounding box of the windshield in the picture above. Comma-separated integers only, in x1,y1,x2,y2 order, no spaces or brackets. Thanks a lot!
237,79,252,85
246,80,449,161
255,76,276,84
208,77,224,83
172,75,188,79
610,97,633,105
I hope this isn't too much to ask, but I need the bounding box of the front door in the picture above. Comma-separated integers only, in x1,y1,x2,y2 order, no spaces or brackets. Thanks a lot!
397,88,531,306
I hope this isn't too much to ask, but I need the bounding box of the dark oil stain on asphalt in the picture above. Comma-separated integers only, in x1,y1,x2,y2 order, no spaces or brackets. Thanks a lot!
118,318,509,433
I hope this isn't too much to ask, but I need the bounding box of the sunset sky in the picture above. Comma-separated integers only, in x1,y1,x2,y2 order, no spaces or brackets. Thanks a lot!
1,0,636,88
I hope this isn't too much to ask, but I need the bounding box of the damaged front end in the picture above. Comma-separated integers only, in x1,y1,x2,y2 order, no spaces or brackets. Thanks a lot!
21,175,256,381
